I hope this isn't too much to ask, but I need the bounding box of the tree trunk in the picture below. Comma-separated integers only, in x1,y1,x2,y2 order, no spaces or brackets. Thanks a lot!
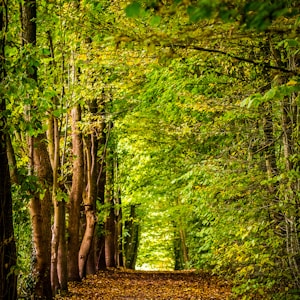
29,135,53,300
6,134,19,185
104,143,117,268
78,127,98,278
0,122,18,300
22,1,53,298
124,205,140,270
68,104,84,281
95,101,107,270
0,3,17,296
173,230,184,270
96,166,106,270
49,116,60,295
281,93,300,287
57,200,68,291
95,165,106,270
114,158,124,268
270,40,300,288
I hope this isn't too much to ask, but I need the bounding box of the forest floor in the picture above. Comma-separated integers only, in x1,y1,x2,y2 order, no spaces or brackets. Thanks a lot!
55,269,232,299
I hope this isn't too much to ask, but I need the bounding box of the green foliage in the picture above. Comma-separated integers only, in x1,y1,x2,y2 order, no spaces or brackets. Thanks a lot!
125,2,143,18
3,0,300,298
12,183,33,295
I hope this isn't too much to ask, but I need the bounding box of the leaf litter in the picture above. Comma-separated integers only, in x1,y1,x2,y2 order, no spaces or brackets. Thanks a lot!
56,269,231,299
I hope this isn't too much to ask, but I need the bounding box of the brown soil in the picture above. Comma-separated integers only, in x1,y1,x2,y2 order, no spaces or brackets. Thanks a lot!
55,269,232,300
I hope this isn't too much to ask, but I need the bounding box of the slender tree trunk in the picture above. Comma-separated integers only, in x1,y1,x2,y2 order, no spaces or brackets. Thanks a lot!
6,134,19,185
95,100,107,270
114,158,124,268
173,198,189,269
49,116,60,295
270,40,300,287
104,143,117,268
261,104,285,232
68,104,84,281
281,92,300,287
95,168,106,271
174,232,184,270
46,30,68,292
96,165,106,270
57,200,68,291
124,205,140,270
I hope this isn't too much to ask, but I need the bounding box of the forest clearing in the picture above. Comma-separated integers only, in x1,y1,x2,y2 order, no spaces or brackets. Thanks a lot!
55,269,232,300
1,1,300,299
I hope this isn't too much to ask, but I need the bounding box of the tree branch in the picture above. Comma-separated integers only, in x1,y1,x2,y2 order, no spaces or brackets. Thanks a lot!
173,44,298,75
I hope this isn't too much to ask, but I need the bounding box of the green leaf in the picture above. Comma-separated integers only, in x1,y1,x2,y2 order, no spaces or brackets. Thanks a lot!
263,88,277,101
5,46,18,57
150,15,161,27
40,48,51,56
125,2,142,18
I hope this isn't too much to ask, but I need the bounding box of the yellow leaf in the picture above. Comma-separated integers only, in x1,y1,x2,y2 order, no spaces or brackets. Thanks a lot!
287,80,298,86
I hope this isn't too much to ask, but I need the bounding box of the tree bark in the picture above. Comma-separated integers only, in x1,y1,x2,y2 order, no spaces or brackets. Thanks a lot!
270,39,300,287
281,93,300,287
78,127,98,278
6,134,19,185
49,116,60,295
124,205,140,270
68,104,84,281
95,99,107,271
104,143,117,268
0,128,17,300
30,135,53,300
57,200,68,291
0,3,17,297
22,0,53,298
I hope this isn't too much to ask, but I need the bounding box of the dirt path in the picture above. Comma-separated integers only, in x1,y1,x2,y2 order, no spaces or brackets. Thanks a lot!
56,269,232,299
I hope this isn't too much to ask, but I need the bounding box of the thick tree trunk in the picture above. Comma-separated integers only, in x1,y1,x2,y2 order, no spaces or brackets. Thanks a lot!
0,130,17,300
78,129,98,278
30,135,53,300
105,204,116,268
79,208,97,278
22,0,52,298
68,104,84,281
0,5,17,294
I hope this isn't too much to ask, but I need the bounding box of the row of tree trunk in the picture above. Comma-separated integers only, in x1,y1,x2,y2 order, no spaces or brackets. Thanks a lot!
0,0,140,299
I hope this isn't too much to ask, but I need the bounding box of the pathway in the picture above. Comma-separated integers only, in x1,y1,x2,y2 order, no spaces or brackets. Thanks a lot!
56,269,231,299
